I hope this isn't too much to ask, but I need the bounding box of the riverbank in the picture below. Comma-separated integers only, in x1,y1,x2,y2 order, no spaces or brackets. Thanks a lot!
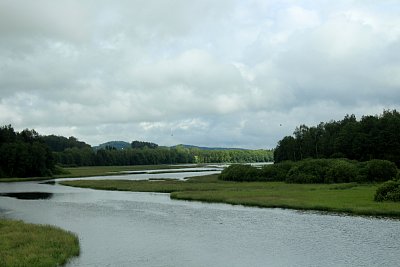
0,219,79,267
61,174,400,218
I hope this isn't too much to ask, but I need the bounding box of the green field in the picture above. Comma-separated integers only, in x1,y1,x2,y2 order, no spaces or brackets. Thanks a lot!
0,219,79,267
61,174,400,218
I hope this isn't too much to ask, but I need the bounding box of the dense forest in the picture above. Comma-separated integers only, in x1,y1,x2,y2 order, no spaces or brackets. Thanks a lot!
0,125,272,178
0,125,55,178
53,144,272,167
274,110,400,166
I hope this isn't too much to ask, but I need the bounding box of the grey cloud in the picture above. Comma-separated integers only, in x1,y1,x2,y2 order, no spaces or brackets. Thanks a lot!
1,1,399,148
0,1,91,45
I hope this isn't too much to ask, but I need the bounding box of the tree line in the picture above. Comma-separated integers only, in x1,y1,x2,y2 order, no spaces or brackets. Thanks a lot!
0,125,273,178
0,125,55,178
274,110,400,166
53,145,273,167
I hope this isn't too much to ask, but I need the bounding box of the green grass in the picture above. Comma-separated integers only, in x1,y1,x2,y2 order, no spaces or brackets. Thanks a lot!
0,219,79,267
57,164,196,178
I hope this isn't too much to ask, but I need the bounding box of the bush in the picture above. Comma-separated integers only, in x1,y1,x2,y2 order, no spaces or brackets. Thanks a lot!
375,180,400,201
220,159,398,185
362,159,398,182
219,164,260,182
286,159,331,184
330,152,346,159
259,161,295,181
284,158,361,184
325,159,358,183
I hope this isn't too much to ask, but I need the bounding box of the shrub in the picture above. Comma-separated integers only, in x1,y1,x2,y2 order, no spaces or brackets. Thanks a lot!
219,164,260,182
375,180,400,201
330,152,346,159
286,159,331,184
220,159,398,185
362,159,398,182
259,161,295,181
325,159,358,183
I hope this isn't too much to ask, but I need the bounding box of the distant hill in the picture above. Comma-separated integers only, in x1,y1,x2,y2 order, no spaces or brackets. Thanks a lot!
94,142,249,151
94,141,131,150
172,144,248,151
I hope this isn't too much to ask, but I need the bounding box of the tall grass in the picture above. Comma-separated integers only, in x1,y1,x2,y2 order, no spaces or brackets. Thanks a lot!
0,219,79,267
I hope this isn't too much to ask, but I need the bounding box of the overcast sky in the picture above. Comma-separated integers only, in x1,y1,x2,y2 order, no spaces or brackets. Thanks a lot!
1,0,399,149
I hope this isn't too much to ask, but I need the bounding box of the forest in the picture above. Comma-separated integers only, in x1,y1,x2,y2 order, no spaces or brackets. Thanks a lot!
0,125,55,178
52,144,272,167
274,110,400,167
0,125,272,178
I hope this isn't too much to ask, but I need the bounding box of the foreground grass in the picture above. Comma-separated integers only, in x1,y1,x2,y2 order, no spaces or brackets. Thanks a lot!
61,174,400,218
0,164,204,182
0,219,79,267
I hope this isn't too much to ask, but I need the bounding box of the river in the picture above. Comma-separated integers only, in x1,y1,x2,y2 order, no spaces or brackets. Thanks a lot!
1,169,399,266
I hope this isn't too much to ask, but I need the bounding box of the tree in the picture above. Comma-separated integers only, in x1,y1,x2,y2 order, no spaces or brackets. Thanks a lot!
131,140,158,149
0,126,55,178
0,124,16,144
274,110,400,166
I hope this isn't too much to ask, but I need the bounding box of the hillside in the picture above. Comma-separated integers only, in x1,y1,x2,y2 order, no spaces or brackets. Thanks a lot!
93,141,131,150
173,144,248,151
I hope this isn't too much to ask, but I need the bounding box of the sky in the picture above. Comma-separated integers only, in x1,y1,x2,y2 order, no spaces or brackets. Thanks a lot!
0,0,399,149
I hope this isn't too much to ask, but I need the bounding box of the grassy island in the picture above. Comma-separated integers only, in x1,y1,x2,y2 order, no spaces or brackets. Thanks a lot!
61,174,400,218
0,219,79,267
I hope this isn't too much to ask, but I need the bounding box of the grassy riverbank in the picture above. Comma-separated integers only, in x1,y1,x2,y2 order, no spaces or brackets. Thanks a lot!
58,164,201,178
61,174,400,218
0,164,205,182
0,219,79,267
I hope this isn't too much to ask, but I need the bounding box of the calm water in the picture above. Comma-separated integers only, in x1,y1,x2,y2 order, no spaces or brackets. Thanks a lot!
1,170,399,267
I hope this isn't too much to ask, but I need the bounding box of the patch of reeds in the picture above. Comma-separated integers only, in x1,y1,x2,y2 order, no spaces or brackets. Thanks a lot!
0,219,79,267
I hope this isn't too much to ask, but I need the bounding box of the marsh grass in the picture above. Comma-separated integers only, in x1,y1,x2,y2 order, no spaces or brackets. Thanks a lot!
0,219,79,267
57,164,203,178
61,174,400,217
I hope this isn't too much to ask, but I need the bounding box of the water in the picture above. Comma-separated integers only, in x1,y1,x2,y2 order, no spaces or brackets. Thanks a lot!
56,169,221,182
1,171,399,266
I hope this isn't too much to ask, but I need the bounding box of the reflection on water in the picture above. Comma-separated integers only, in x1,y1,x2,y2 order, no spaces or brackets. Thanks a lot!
0,169,399,267
0,192,53,200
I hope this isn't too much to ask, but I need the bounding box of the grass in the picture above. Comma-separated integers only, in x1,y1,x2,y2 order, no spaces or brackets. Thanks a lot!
57,164,197,178
0,164,205,182
61,174,400,218
0,219,79,267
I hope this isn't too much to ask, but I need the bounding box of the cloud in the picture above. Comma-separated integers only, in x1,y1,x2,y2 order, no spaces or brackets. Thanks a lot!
0,0,399,148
